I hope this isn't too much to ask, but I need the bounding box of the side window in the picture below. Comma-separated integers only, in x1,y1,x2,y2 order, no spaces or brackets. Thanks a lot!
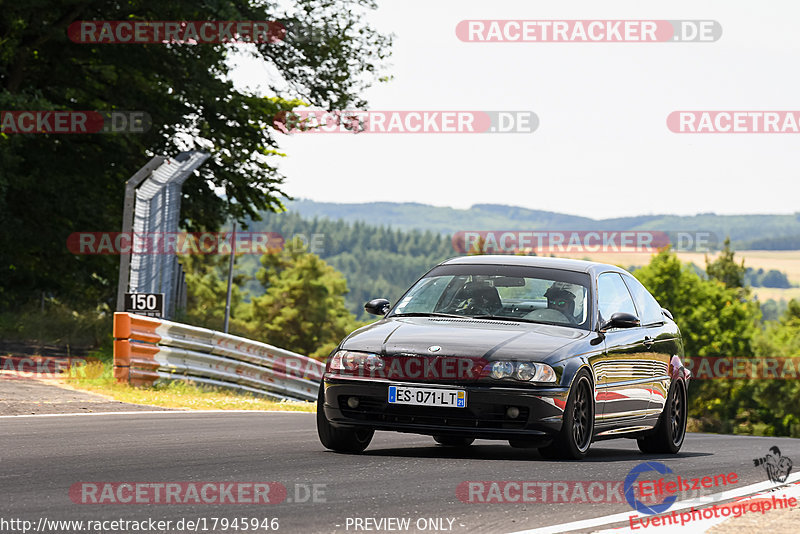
622,275,665,326
597,273,637,322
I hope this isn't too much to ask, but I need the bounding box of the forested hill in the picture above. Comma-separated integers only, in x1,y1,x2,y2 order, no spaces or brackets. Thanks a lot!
284,199,800,248
241,211,454,319
242,207,798,320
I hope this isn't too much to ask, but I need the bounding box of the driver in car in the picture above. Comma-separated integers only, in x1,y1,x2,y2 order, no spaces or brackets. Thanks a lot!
544,286,577,324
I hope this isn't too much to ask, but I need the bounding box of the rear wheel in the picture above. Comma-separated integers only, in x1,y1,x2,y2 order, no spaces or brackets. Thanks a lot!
638,380,687,454
433,435,474,447
316,385,374,453
538,370,594,460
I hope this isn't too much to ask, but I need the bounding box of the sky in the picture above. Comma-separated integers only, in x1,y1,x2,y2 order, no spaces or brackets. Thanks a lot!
231,0,800,219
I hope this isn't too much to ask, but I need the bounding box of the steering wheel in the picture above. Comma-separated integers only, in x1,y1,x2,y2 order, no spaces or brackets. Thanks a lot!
524,308,573,324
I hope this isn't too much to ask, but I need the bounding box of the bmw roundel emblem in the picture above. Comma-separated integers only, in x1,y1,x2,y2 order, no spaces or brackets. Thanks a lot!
427,345,441,353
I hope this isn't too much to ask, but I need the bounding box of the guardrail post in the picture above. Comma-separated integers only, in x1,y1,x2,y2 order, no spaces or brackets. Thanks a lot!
112,312,131,384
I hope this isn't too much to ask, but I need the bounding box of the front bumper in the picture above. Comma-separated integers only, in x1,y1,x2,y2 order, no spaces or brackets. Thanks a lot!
322,375,569,441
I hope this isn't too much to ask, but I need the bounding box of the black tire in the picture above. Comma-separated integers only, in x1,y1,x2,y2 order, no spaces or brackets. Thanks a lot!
538,370,594,460
508,439,539,449
433,435,475,447
638,380,687,454
316,385,374,453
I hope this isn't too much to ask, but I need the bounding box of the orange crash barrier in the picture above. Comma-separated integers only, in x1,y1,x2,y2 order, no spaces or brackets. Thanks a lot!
113,312,162,387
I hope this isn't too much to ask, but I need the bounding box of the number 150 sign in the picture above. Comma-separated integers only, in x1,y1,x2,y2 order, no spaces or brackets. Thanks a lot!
124,293,164,318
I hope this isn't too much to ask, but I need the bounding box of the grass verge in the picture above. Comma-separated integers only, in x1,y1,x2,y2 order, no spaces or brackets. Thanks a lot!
63,360,315,412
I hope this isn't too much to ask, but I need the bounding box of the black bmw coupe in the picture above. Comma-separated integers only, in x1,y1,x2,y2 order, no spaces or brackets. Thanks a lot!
317,256,690,459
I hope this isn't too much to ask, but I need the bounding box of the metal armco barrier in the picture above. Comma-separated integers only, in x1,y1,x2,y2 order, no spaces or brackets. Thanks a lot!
113,312,324,402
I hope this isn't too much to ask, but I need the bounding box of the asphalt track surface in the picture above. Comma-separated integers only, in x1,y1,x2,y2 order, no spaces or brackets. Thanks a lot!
2,411,798,534
0,378,173,415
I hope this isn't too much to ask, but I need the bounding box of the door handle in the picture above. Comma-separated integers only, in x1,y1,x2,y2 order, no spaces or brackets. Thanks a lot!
643,336,655,349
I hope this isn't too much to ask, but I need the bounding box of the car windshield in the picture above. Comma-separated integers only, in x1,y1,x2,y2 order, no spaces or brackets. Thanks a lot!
391,264,591,329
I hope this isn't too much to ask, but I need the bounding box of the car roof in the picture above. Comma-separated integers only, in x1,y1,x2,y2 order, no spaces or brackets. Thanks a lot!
439,255,629,276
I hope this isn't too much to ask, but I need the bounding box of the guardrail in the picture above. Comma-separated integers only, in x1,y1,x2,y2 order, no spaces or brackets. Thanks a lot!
113,312,324,402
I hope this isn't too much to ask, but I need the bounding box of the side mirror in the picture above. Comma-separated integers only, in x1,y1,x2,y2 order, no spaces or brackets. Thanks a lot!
364,298,391,316
600,312,640,331
661,308,674,320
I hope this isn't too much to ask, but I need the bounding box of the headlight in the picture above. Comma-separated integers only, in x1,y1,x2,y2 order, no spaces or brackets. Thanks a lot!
342,352,360,371
515,362,536,381
364,353,384,371
489,361,557,383
531,363,556,383
329,350,384,374
490,361,515,379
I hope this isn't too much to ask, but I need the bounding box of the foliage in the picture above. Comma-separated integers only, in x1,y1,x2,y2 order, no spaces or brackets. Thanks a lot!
706,238,746,289
0,298,112,348
760,299,789,322
734,301,800,437
177,252,251,335
636,246,800,437
244,211,454,318
244,241,363,360
742,234,800,250
180,239,365,359
754,300,800,358
634,247,760,433
746,268,793,288
0,0,391,311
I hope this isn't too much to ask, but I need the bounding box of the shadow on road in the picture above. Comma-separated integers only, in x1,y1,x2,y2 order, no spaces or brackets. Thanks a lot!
357,443,713,462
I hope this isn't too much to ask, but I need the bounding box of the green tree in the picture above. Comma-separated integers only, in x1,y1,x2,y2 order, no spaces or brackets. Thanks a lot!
753,300,800,359
244,241,362,360
744,300,800,437
634,248,759,432
706,237,746,289
178,253,250,335
0,0,392,310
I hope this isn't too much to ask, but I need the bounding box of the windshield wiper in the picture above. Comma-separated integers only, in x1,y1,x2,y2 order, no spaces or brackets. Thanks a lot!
471,315,527,322
391,312,466,319
473,315,582,328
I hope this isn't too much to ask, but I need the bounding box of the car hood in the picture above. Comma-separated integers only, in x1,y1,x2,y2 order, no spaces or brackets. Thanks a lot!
341,316,589,362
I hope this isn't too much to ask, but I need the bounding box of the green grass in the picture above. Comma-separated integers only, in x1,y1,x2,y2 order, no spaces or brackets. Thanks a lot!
64,360,315,412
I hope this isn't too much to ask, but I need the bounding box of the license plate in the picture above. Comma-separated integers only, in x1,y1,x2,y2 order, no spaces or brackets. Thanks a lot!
388,385,466,408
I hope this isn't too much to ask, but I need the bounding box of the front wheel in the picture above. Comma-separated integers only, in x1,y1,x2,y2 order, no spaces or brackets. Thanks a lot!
316,385,374,453
538,371,594,460
638,380,687,454
433,435,474,447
